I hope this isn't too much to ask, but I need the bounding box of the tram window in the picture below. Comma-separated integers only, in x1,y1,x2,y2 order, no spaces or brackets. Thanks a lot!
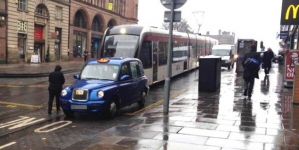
139,41,152,69
158,41,167,66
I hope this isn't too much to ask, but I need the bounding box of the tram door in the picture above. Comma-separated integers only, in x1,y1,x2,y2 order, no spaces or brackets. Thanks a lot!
153,42,158,82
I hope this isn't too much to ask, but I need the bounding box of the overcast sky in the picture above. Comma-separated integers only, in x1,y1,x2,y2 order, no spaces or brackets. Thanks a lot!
138,0,283,52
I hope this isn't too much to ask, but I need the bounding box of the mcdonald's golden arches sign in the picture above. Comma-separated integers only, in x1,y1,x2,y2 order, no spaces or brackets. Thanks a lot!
281,0,299,25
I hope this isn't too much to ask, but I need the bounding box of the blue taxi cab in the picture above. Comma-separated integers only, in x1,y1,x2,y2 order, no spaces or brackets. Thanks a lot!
60,57,149,119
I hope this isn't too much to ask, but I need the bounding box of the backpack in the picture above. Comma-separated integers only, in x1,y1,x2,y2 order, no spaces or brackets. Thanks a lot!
244,58,260,71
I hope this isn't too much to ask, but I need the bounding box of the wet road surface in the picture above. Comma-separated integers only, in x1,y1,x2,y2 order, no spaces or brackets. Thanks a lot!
0,64,298,149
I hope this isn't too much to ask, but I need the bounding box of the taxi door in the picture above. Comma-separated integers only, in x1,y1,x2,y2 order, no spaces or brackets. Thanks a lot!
118,63,134,106
129,61,144,104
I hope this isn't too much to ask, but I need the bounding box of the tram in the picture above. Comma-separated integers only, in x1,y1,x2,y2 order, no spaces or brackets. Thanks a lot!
99,24,218,85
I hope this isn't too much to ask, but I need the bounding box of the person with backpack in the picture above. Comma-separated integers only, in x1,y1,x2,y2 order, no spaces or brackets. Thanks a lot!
242,45,260,99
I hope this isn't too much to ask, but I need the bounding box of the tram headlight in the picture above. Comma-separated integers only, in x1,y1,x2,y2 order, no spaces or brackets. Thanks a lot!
61,89,67,96
97,91,104,98
234,54,238,59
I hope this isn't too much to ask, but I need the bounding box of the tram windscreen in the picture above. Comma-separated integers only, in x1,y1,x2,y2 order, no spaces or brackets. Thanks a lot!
102,35,139,58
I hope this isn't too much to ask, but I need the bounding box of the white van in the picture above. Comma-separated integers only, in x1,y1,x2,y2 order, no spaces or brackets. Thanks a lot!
211,44,236,70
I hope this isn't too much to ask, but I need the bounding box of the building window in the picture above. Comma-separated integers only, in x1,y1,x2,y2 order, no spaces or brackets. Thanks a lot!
74,11,86,28
18,21,27,33
92,17,101,31
18,0,27,11
0,0,5,11
35,4,48,17
100,0,105,8
55,6,63,19
18,34,26,59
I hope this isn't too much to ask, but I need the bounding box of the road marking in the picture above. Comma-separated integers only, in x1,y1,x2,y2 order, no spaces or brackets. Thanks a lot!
124,88,190,116
0,101,42,109
0,142,16,149
0,84,71,88
34,121,72,133
0,116,45,130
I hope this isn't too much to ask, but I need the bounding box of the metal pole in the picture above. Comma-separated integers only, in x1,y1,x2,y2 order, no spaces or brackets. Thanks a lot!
163,0,174,114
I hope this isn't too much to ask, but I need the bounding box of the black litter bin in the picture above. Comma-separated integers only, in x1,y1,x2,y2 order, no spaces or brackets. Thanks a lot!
198,56,221,92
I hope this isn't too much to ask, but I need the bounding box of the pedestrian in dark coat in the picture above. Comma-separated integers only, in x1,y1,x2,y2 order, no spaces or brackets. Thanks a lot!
83,50,88,62
48,65,65,114
242,45,260,98
262,48,274,75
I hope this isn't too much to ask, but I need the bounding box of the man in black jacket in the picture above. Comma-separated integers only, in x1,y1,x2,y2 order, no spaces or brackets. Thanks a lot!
262,48,274,75
48,65,65,114
242,45,260,99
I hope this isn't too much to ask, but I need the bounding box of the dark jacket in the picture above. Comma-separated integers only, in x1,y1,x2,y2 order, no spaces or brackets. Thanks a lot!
262,51,274,67
48,65,65,91
242,50,260,81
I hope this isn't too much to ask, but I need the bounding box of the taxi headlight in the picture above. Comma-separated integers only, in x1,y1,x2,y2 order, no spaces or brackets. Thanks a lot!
97,91,104,98
61,89,67,96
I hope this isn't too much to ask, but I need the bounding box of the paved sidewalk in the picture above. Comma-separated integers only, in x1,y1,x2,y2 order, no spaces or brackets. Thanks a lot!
0,61,85,78
70,64,299,150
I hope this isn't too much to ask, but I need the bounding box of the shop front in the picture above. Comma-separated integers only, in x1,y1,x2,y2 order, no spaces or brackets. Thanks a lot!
91,34,102,58
73,31,87,58
34,25,44,62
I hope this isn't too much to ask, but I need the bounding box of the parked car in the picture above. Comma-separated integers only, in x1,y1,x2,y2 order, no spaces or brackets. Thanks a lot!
272,53,283,63
60,57,149,119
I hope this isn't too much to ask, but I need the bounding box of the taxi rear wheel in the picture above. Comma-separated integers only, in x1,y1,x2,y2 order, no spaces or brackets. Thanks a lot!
138,91,146,108
105,101,117,119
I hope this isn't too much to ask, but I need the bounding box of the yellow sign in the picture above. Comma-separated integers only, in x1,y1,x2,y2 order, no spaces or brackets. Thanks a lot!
285,4,299,20
108,2,114,11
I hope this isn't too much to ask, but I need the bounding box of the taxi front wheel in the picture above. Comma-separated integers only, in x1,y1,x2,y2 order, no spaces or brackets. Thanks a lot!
63,110,74,118
105,101,117,119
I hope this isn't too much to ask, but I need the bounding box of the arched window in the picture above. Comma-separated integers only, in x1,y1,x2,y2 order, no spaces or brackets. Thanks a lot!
92,17,101,31
107,20,116,28
74,11,86,28
35,4,48,17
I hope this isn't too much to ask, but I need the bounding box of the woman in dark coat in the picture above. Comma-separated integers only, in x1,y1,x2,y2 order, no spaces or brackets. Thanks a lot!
262,48,274,75
48,65,65,114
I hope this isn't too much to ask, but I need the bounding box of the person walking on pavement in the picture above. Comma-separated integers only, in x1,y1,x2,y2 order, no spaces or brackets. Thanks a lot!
48,65,65,114
83,50,88,62
242,45,260,99
262,47,274,75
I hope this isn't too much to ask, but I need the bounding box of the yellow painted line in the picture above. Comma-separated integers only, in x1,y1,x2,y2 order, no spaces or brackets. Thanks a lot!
124,87,190,116
0,101,42,109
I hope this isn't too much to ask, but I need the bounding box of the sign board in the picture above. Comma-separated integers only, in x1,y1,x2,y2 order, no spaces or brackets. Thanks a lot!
108,2,113,11
161,0,187,10
284,49,299,81
31,55,39,63
279,31,289,39
280,0,299,25
51,32,57,39
164,11,181,22
34,25,43,40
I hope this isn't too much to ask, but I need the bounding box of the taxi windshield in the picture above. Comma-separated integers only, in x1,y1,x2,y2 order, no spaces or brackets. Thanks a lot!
103,35,139,58
80,64,119,81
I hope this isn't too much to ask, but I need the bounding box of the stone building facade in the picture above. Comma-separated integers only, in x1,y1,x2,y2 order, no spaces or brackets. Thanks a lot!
0,0,7,64
69,0,138,60
205,30,235,45
6,0,70,63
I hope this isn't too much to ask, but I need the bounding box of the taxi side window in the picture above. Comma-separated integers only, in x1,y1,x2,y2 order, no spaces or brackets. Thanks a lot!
120,63,130,77
138,61,144,75
130,61,141,78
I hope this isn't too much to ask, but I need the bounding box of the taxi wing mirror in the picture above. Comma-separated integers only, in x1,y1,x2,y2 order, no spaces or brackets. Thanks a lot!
120,75,130,81
74,74,80,79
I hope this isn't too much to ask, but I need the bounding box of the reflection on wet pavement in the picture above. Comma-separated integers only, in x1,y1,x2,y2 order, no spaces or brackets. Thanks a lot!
84,65,299,150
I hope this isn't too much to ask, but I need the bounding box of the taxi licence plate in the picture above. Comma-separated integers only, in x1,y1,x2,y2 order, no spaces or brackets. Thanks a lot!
71,105,87,110
76,90,84,95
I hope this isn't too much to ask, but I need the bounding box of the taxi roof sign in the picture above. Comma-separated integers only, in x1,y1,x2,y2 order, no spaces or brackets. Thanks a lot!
97,58,110,63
